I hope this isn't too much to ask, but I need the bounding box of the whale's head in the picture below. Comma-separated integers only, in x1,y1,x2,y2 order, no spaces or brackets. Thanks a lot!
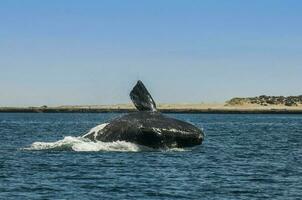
124,111,204,148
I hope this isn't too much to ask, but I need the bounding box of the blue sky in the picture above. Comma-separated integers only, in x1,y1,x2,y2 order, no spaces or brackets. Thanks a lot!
0,0,301,106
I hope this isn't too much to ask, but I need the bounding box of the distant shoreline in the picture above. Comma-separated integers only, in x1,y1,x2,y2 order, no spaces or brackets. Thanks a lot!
1,104,302,114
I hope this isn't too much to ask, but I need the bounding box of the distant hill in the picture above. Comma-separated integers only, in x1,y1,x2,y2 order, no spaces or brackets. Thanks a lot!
227,95,302,106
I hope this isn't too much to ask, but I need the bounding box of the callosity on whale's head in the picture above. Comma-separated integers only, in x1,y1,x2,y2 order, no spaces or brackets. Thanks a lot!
83,80,205,148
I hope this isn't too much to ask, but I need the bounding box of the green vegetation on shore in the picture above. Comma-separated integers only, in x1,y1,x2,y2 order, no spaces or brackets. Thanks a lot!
227,95,302,106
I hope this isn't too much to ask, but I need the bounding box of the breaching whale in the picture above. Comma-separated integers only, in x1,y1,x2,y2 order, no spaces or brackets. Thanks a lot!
83,81,204,148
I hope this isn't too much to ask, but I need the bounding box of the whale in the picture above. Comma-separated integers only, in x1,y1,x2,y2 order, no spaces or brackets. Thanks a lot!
83,81,204,148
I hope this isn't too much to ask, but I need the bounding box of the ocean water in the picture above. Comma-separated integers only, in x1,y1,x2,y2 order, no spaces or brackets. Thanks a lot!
0,113,301,199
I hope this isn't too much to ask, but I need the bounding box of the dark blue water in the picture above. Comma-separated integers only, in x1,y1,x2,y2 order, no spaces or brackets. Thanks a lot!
0,113,301,199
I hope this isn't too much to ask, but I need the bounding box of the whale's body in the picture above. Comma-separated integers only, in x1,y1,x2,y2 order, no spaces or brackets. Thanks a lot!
83,81,204,148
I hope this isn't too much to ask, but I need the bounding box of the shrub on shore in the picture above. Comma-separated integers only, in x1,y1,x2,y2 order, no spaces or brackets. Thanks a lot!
227,95,302,106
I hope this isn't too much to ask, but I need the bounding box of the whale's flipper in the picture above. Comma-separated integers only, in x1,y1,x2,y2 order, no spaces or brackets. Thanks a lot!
130,80,157,111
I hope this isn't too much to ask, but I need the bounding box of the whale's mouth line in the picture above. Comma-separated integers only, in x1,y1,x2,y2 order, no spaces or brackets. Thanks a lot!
22,136,192,152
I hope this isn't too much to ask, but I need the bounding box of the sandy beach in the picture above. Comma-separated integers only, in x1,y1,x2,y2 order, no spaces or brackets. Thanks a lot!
1,103,302,113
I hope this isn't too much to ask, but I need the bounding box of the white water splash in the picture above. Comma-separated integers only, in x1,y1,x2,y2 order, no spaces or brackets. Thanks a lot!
23,136,188,152
23,136,149,152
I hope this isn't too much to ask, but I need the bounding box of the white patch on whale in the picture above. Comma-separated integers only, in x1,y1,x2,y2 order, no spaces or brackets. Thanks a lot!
151,128,192,135
82,123,109,140
152,128,162,135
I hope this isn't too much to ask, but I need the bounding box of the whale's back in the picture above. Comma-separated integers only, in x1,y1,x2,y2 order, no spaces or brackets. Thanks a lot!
84,112,204,148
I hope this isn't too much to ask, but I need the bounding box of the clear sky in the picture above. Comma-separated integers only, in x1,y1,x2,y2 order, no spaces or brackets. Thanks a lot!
0,0,301,106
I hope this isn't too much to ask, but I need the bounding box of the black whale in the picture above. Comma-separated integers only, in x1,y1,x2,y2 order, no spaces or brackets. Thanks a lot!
83,81,204,148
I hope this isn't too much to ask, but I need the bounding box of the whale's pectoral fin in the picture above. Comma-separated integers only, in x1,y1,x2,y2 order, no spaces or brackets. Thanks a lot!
130,80,157,111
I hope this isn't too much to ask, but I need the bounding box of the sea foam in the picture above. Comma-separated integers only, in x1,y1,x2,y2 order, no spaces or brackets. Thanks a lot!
24,136,147,152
